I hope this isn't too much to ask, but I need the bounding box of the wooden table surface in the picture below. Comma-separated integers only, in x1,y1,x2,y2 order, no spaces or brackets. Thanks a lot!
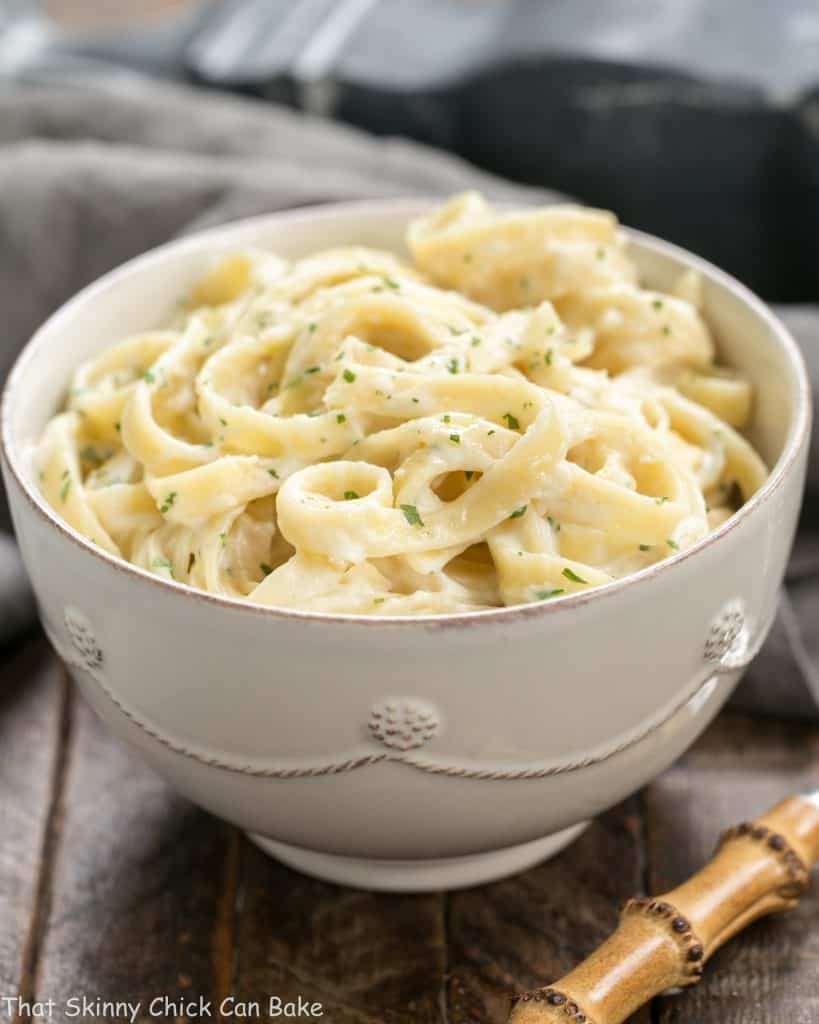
2,629,818,1024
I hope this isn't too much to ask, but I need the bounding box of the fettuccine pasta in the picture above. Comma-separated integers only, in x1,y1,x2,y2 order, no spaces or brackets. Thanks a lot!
37,193,767,614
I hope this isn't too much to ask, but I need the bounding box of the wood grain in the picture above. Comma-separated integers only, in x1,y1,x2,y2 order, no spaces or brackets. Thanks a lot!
644,716,819,1024
446,801,651,1024
32,693,235,1017
230,841,447,1023
0,635,68,1006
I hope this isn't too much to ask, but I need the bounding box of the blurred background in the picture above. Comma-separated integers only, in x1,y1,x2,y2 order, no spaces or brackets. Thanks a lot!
3,0,819,301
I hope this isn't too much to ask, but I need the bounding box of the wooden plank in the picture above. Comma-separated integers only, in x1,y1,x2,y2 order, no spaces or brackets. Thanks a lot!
0,634,68,1005
231,841,447,1023
33,695,236,1016
646,713,819,1024
445,799,650,1024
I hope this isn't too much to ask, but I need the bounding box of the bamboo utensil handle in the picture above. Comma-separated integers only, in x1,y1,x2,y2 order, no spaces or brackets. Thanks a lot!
509,796,819,1024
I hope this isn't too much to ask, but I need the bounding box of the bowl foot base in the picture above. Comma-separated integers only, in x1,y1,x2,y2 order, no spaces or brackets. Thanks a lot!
246,822,589,892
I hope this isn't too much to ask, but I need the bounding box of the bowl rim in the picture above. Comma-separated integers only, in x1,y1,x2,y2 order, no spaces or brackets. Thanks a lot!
0,197,812,627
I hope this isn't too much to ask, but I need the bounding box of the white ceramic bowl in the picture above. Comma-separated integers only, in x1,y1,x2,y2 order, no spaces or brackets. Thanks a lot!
1,201,810,892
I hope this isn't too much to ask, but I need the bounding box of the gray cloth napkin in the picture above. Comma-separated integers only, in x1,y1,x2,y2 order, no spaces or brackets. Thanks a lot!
0,80,544,645
0,82,816,726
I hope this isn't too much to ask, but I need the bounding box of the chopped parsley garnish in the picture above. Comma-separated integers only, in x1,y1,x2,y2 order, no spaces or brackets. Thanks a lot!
219,417,227,427
661,325,672,336
344,491,360,500
596,246,606,260
545,348,553,366
152,557,174,577
142,369,155,384
286,375,303,389
536,588,565,600
160,491,178,515
308,322,317,333
336,413,346,424
449,434,461,444
562,567,588,584
115,422,121,433
503,412,520,430
219,532,227,548
187,552,196,573
342,368,356,383
655,495,670,505
80,446,104,467
547,516,560,532
60,471,71,503
667,538,679,550
373,597,386,605
652,298,664,311
446,357,459,375
305,365,320,375
268,468,279,479
259,563,274,577
639,543,651,551
471,336,481,347
464,470,474,481
400,504,424,527
382,275,400,290
442,414,451,423
509,505,527,519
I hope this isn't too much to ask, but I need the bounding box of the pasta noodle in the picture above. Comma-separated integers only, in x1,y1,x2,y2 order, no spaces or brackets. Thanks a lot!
37,193,768,615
